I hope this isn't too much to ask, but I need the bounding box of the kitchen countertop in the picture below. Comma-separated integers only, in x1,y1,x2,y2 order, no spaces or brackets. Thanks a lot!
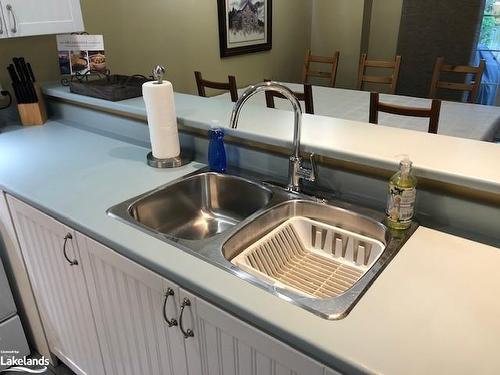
42,83,500,196
1,121,499,374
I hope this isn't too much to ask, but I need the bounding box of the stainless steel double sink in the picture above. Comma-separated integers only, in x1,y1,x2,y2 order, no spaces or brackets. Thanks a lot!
108,169,417,319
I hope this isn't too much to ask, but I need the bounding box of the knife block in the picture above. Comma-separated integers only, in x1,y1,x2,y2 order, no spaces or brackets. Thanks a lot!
17,85,47,126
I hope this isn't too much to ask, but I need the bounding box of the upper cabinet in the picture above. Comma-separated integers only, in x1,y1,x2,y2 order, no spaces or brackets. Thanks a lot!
0,0,83,38
0,5,8,38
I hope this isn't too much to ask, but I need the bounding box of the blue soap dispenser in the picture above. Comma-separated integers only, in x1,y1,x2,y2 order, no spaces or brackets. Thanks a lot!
208,121,227,173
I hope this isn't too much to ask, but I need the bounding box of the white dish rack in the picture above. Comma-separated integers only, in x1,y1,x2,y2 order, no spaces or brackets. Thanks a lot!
232,216,385,299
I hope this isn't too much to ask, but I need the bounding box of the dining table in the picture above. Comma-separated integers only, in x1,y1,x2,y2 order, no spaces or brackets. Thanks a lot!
209,82,500,142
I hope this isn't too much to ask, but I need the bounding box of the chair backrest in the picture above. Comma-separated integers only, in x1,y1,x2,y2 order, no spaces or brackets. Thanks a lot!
369,92,441,134
357,54,402,94
264,83,314,114
194,71,238,102
302,49,340,88
428,57,485,104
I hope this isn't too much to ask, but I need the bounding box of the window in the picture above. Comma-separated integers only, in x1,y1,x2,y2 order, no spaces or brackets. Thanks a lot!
476,0,500,105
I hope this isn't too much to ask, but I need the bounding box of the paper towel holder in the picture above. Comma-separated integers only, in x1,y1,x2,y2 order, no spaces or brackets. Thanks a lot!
153,65,166,84
147,152,191,168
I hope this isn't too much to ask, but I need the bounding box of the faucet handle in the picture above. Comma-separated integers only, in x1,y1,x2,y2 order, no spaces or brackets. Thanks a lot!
308,153,318,182
297,153,318,183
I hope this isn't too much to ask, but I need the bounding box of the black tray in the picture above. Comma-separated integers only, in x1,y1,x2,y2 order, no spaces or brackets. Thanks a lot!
69,74,150,102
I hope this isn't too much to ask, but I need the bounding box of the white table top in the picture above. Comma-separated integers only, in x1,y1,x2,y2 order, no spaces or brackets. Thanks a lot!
211,83,500,141
43,83,500,195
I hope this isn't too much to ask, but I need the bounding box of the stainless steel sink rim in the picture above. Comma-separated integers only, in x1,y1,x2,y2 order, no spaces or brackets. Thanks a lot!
108,169,418,320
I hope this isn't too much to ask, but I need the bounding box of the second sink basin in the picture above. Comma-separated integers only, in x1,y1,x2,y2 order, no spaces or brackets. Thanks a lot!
127,172,272,240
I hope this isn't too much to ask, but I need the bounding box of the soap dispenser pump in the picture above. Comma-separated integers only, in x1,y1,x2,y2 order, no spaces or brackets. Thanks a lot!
386,155,417,230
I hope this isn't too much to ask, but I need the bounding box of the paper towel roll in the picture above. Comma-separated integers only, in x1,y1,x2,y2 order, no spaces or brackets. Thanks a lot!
143,80,180,159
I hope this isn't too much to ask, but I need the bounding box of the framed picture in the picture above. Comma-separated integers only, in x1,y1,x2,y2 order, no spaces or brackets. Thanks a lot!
217,0,273,58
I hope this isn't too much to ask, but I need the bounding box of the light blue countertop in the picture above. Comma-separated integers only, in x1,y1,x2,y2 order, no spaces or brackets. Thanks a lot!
1,122,500,374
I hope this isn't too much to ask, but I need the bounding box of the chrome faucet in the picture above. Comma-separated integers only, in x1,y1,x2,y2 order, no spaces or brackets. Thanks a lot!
229,81,317,192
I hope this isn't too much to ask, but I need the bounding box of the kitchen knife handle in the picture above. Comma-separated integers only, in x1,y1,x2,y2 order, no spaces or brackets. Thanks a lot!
13,57,25,82
26,63,36,82
7,64,19,83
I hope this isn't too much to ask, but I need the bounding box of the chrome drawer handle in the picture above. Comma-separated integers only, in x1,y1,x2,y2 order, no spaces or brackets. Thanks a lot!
162,288,178,328
6,5,16,34
179,298,194,339
63,233,78,266
0,12,3,34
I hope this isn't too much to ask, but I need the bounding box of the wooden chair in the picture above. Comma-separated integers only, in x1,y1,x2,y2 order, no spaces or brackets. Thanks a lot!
264,82,314,114
302,49,340,87
194,71,238,102
428,57,485,104
369,92,441,134
357,54,402,94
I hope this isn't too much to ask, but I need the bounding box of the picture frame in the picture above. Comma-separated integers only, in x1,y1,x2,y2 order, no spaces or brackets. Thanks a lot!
217,0,273,58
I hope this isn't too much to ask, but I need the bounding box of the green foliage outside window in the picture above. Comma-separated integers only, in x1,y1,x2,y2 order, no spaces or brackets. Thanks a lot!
480,0,498,47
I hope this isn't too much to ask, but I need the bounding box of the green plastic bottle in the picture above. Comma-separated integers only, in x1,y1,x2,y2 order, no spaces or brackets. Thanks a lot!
386,156,417,230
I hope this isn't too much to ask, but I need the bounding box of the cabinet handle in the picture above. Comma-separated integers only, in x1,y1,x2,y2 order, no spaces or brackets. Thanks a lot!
6,5,16,33
0,12,3,35
179,298,194,339
63,233,78,266
162,288,178,328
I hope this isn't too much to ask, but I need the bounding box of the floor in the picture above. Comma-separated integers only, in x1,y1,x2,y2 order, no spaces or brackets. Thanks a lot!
2,352,75,375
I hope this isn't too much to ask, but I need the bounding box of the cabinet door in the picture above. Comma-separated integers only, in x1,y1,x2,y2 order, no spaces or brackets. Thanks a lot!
3,0,83,38
180,289,334,375
7,195,104,375
0,4,8,38
77,233,189,375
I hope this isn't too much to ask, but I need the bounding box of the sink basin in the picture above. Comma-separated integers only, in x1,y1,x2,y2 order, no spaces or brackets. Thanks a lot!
224,200,387,303
127,172,272,240
109,169,417,319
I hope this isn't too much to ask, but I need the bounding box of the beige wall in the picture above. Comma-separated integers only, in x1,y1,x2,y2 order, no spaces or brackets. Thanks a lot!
310,0,365,89
0,1,405,97
80,0,312,94
0,0,312,96
368,0,403,59
0,35,60,92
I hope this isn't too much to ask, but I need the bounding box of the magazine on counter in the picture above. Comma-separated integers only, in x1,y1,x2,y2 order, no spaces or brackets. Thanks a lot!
56,34,106,75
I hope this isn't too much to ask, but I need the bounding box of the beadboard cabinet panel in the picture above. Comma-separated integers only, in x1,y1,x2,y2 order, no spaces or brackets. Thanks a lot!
77,234,189,375
7,195,105,375
0,5,8,38
180,289,336,375
1,0,83,38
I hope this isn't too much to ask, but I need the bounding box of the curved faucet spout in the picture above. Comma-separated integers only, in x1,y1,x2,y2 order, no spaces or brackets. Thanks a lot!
229,81,316,192
230,81,303,159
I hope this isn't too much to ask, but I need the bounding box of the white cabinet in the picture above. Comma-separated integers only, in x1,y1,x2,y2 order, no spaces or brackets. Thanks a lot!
77,234,190,375
7,196,105,375
1,0,83,38
181,289,333,375
0,5,8,38
7,195,341,375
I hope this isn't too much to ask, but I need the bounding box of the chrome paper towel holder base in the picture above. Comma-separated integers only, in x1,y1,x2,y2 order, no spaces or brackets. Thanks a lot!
146,152,191,169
